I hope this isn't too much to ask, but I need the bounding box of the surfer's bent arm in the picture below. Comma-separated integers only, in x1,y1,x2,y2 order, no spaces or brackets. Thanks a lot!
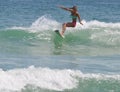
77,13,83,25
59,6,72,12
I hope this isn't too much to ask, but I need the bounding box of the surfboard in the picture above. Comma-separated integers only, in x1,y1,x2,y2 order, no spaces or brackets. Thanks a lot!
54,30,64,38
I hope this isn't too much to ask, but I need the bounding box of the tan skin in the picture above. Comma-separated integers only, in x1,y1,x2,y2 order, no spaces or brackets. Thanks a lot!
59,6,83,36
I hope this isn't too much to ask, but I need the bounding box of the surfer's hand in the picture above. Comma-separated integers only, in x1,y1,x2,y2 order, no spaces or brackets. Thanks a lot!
80,22,83,25
58,5,64,8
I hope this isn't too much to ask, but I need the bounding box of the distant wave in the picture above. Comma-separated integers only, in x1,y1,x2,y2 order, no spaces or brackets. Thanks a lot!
0,66,120,92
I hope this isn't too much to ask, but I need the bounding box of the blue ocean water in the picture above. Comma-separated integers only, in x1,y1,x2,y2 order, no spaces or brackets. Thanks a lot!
0,0,120,92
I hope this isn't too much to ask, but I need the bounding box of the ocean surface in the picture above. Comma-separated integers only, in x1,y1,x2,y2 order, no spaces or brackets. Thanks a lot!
0,0,120,92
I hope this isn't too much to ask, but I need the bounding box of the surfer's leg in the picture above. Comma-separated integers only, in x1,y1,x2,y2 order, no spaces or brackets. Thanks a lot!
61,22,75,35
66,22,76,27
60,23,66,35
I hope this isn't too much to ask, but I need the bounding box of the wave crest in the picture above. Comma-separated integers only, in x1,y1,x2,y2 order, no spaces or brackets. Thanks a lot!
0,66,120,92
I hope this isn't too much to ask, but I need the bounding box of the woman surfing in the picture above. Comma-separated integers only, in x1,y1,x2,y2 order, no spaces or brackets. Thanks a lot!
58,5,83,36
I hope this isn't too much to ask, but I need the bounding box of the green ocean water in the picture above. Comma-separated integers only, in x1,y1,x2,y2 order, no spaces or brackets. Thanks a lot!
1,18,120,56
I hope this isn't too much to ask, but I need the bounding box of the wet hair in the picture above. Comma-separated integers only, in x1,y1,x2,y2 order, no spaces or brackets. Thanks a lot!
70,6,77,11
73,6,77,9
72,6,77,8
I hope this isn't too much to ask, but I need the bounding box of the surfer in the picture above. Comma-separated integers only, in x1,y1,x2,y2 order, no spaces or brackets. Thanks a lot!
58,5,83,36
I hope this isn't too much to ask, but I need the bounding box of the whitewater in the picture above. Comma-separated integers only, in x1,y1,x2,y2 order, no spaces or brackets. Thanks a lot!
0,66,120,92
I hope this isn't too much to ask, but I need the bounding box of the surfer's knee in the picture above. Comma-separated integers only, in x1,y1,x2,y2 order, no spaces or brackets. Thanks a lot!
62,23,66,27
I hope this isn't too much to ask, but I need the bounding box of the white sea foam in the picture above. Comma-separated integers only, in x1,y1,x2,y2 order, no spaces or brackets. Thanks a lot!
9,16,120,32
0,66,120,92
0,66,78,92
30,16,60,31
9,15,60,33
81,20,120,29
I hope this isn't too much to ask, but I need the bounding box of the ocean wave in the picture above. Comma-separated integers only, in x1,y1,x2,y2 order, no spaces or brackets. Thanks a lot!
7,15,120,32
0,66,120,92
3,16,120,40
9,15,60,33
1,16,120,55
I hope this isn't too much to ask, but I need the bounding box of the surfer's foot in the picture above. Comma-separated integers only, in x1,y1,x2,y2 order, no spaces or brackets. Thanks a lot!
60,32,65,38
61,35,65,38
61,34,65,38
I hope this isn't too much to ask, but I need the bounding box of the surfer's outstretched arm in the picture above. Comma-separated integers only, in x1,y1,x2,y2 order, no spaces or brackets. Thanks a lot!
58,6,72,12
77,13,83,25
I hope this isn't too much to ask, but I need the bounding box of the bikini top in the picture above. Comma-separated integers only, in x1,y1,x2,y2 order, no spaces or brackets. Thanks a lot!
70,15,77,19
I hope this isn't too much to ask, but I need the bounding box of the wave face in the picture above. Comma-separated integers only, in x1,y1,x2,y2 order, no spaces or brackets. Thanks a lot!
0,66,120,92
0,16,120,56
